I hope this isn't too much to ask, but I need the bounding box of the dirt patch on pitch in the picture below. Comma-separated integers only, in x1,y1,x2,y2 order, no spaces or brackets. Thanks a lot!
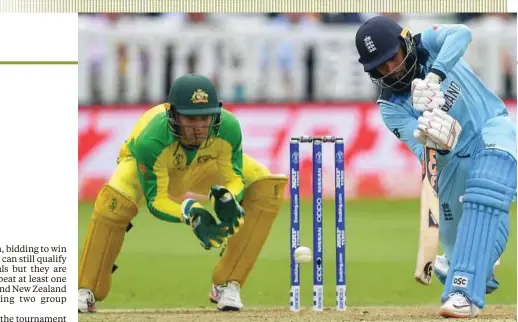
79,305,516,322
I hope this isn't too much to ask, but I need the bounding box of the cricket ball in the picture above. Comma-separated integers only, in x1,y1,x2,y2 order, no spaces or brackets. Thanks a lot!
294,246,312,264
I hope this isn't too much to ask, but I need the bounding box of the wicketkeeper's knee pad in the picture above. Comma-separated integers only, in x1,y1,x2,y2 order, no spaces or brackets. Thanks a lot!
78,184,138,301
212,175,287,287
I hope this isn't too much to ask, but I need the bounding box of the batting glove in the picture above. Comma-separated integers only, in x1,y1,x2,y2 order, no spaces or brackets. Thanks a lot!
181,199,228,250
411,72,446,112
209,185,245,236
413,109,462,152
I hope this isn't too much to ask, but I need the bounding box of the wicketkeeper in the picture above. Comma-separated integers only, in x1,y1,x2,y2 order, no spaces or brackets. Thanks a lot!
355,16,516,318
78,74,288,313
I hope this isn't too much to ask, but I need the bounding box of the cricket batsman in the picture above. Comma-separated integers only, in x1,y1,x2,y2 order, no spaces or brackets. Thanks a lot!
78,74,288,313
355,16,516,318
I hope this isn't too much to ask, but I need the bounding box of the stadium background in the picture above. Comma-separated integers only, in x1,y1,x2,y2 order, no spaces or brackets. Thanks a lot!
77,13,517,311
79,12,517,201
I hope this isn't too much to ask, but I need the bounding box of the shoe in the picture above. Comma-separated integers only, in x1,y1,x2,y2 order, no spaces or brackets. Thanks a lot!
216,281,243,311
440,292,479,318
208,284,224,304
78,288,96,313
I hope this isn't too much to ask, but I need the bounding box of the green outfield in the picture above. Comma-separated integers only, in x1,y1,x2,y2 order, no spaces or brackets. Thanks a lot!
78,199,517,310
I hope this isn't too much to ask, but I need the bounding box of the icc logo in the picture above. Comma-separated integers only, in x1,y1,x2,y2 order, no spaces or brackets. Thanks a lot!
336,151,344,164
173,154,185,167
291,151,299,164
315,151,322,164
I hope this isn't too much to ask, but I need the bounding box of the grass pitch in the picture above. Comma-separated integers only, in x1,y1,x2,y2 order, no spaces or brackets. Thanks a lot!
78,199,516,319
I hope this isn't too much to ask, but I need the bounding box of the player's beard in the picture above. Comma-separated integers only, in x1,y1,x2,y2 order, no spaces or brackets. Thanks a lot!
377,59,407,86
391,62,407,79
372,56,417,92
370,35,419,92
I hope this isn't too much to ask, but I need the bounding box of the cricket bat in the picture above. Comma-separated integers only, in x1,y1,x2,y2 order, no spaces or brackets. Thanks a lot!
414,146,440,285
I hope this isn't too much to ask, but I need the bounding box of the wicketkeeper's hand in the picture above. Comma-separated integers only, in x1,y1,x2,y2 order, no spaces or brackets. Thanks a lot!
181,199,228,250
209,185,245,236
411,72,445,112
413,109,462,152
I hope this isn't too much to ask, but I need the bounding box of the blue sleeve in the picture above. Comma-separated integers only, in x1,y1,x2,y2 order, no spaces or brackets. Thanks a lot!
378,100,423,161
420,24,473,80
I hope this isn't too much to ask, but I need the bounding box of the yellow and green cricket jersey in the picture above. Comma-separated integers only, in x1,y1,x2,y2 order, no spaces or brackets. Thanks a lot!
119,103,244,223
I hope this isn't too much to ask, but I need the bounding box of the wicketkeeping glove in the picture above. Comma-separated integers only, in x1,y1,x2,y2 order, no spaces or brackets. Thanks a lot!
181,199,228,250
209,185,245,235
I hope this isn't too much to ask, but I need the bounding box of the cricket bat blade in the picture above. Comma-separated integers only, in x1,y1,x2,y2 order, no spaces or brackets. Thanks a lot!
414,147,440,285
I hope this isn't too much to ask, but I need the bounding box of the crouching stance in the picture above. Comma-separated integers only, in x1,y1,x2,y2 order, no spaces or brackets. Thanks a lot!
78,74,287,312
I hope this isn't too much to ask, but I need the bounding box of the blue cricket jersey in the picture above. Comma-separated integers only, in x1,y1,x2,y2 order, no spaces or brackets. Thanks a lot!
377,24,509,167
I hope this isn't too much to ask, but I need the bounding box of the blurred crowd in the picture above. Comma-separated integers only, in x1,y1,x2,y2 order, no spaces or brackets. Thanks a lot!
79,13,517,104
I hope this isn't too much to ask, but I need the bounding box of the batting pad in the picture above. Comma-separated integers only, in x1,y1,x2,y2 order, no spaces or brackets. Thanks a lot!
442,149,516,308
79,185,138,301
212,175,287,287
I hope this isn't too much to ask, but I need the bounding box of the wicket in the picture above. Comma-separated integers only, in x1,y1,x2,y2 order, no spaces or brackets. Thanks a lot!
290,135,346,312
